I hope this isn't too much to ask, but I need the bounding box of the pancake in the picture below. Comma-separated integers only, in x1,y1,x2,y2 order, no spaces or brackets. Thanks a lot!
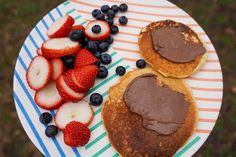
138,20,208,78
102,68,197,157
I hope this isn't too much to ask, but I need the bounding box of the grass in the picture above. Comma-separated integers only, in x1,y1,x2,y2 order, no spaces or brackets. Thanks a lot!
0,0,235,156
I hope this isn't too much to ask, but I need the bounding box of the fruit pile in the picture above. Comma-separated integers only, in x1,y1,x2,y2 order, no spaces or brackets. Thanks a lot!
26,3,130,147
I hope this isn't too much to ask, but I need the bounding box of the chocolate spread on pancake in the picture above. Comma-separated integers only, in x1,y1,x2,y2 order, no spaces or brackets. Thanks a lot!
151,26,205,63
124,74,189,135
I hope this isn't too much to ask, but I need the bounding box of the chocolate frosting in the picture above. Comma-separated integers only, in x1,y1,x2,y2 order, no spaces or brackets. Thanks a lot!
124,74,189,135
151,26,205,63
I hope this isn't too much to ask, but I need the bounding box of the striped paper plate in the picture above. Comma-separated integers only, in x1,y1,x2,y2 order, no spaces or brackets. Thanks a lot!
13,0,223,156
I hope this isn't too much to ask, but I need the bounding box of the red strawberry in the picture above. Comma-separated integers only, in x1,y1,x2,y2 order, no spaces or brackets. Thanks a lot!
42,38,80,58
56,75,84,101
74,65,98,90
35,81,64,110
51,58,65,80
72,25,85,31
64,121,91,147
63,70,79,92
47,15,74,38
26,56,52,90
85,20,110,41
75,49,98,69
37,48,42,56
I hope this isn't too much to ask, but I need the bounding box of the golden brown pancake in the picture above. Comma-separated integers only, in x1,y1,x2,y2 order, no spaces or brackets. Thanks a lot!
102,68,197,157
138,20,208,78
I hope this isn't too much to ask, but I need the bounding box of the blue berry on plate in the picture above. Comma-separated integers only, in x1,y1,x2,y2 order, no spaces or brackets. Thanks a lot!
92,9,101,18
111,4,119,13
100,53,112,65
94,52,101,59
96,14,105,20
39,112,52,124
45,125,58,137
110,25,119,34
119,3,128,12
90,93,103,106
99,42,109,52
116,66,126,76
101,5,110,13
87,41,98,53
61,55,76,69
69,30,84,41
106,36,113,44
92,25,101,34
136,59,146,69
119,16,128,25
97,66,108,78
107,9,115,18
106,17,114,26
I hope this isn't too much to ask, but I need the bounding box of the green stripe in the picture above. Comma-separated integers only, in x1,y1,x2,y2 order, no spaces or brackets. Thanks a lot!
63,1,70,6
110,51,117,57
66,8,76,15
81,21,87,25
90,121,103,132
92,143,112,157
102,91,108,97
174,136,201,157
86,132,107,150
94,108,102,116
75,15,81,20
107,58,122,70
113,153,119,157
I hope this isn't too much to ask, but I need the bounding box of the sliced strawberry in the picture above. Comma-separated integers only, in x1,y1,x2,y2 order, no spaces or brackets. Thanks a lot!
74,65,98,90
37,48,42,56
42,38,80,58
51,58,65,80
72,25,85,31
56,75,84,101
55,101,94,130
85,20,110,41
63,70,79,92
47,15,74,38
74,49,98,69
35,81,64,110
26,56,52,90
71,70,88,93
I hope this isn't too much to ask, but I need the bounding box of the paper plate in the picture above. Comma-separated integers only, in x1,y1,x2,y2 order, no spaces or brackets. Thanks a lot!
13,0,223,156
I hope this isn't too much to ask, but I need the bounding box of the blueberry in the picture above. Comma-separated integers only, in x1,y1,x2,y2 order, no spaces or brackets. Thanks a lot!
94,60,101,67
106,17,114,26
69,30,84,41
97,66,108,78
101,5,110,13
61,55,76,69
92,9,101,18
136,59,146,69
98,42,109,52
106,36,114,44
116,66,126,76
100,53,112,65
87,41,98,53
90,93,103,106
119,16,128,25
94,52,101,59
96,14,105,20
45,125,58,137
119,3,128,12
39,112,52,124
111,5,119,13
92,25,101,34
107,9,115,18
110,25,119,34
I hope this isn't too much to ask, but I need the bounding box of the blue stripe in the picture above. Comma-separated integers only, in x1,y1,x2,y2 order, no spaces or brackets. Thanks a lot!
72,148,81,157
18,56,27,71
80,21,87,25
13,91,50,157
41,19,49,30
23,44,33,59
49,12,55,22
29,34,39,49
56,7,63,17
35,26,46,41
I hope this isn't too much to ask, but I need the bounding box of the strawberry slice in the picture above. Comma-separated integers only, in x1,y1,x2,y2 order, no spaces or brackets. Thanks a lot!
85,20,110,41
74,65,98,90
26,56,52,90
42,38,80,58
75,49,98,69
72,25,85,31
47,15,74,38
37,48,42,56
35,81,64,110
56,75,84,101
51,58,65,80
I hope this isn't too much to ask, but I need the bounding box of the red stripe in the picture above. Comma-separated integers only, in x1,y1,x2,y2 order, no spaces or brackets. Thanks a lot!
198,108,220,112
195,97,222,102
196,129,211,134
191,87,222,92
198,118,216,123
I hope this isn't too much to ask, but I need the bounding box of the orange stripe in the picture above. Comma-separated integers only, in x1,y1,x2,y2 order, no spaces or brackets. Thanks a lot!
199,69,222,72
195,97,222,102
71,0,99,7
115,39,138,45
206,59,219,63
123,57,138,62
196,129,211,134
188,77,223,82
198,108,220,112
113,47,139,54
198,118,216,123
118,31,138,37
191,87,222,92
209,50,216,53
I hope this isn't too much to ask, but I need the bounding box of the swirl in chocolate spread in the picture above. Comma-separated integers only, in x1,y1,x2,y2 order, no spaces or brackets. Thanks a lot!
124,74,189,135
